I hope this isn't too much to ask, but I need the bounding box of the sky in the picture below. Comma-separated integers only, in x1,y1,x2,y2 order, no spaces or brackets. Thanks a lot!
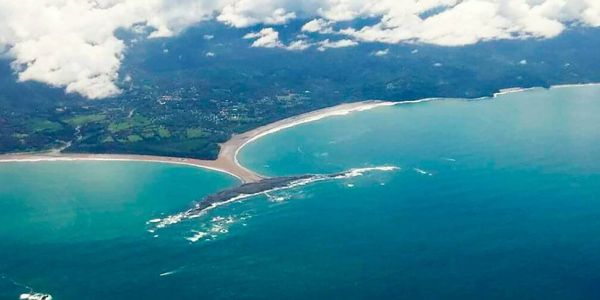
0,0,599,99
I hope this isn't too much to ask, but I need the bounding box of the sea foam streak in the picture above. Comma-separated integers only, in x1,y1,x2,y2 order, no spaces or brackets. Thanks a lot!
186,230,209,242
150,166,399,231
413,168,434,176
159,271,177,277
185,214,252,242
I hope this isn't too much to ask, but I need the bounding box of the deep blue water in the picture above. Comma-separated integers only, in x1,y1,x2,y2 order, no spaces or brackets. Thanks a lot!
2,85,600,299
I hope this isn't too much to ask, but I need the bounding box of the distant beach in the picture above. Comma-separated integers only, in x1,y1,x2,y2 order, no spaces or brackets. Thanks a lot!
493,87,538,97
493,82,600,97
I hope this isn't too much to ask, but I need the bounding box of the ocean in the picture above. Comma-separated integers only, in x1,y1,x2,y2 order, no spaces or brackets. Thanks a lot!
2,85,600,299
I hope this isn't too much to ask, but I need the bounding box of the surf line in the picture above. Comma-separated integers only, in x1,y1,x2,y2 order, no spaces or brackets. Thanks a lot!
150,166,400,230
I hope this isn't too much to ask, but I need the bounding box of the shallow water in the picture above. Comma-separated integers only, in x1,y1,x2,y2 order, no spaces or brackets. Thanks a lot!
2,85,600,299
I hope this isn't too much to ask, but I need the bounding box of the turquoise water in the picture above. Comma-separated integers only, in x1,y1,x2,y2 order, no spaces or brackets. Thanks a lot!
3,85,600,299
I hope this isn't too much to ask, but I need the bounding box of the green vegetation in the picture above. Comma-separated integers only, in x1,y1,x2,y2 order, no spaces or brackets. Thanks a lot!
108,115,150,133
157,127,171,138
127,135,143,143
108,122,131,133
30,119,63,133
186,128,207,139
64,114,106,126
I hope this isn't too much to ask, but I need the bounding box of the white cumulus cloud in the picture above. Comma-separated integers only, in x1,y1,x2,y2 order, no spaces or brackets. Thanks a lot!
218,3,296,27
317,39,358,51
286,39,313,51
245,27,314,50
301,18,334,33
244,27,284,48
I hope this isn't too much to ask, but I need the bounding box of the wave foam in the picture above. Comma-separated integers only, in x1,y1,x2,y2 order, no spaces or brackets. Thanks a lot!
150,165,399,232
159,270,177,277
186,230,209,242
265,192,291,202
334,166,400,179
185,214,249,242
413,168,433,176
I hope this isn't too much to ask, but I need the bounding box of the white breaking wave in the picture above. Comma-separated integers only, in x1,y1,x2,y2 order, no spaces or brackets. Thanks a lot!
154,213,187,229
265,192,291,202
413,168,434,176
159,266,187,277
333,166,400,179
186,230,209,242
150,165,400,231
159,270,177,277
185,214,251,242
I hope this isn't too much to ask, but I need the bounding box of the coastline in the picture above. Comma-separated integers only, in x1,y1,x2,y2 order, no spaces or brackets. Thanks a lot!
0,100,394,184
1,82,598,183
492,82,600,97
493,87,538,97
225,100,397,168
549,82,600,89
0,154,247,182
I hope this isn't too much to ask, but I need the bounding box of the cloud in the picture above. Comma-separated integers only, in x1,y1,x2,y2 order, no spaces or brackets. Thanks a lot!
372,49,389,56
301,18,334,33
245,27,312,50
218,3,296,27
244,27,284,48
0,0,599,99
317,39,358,51
286,39,313,51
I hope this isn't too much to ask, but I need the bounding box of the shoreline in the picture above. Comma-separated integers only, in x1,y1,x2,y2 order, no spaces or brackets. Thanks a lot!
492,82,600,97
493,87,538,97
0,100,394,183
225,100,397,169
0,154,246,182
1,82,598,182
